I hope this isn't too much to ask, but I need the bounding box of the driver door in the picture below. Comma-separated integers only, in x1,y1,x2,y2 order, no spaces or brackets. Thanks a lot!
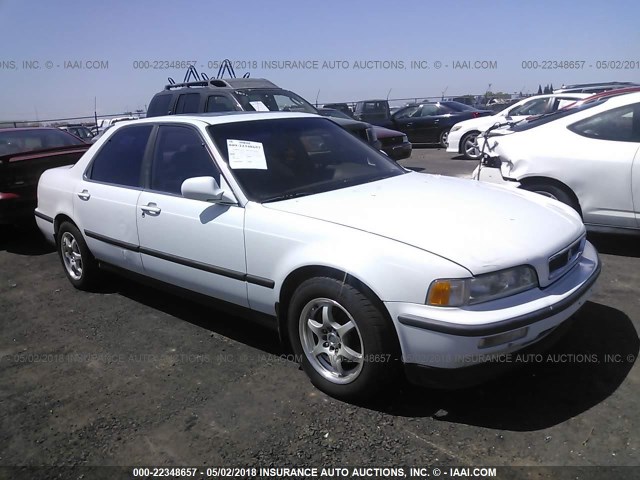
136,124,248,307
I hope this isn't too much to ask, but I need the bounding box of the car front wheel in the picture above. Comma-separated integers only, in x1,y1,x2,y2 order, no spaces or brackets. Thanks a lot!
57,221,100,290
461,131,481,159
288,276,399,400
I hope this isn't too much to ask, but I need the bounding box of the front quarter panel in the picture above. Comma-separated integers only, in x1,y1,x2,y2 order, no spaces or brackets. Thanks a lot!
243,202,470,316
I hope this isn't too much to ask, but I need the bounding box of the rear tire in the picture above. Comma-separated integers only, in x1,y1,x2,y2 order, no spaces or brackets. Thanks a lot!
287,276,400,400
57,221,101,290
521,182,580,213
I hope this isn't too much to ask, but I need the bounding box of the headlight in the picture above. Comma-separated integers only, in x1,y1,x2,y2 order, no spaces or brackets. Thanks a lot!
427,266,538,306
401,135,408,143
451,125,462,132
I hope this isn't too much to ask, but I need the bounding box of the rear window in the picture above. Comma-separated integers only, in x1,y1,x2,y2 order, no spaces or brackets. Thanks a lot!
511,99,608,132
147,94,173,117
0,129,85,156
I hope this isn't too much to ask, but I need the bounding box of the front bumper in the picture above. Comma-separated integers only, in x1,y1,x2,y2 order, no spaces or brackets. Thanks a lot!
381,142,412,161
385,241,600,387
471,163,520,187
445,130,462,154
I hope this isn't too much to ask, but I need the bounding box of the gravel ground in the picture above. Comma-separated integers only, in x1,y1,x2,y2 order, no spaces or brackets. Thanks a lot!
1,149,639,479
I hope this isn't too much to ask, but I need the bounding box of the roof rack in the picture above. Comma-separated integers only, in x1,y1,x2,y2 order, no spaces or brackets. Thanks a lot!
165,61,251,90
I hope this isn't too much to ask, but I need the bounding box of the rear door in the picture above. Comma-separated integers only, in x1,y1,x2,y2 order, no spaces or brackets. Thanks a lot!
136,124,248,307
73,124,153,274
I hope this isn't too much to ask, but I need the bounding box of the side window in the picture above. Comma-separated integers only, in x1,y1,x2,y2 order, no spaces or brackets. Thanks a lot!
510,98,548,116
88,125,152,187
205,95,237,112
150,125,219,195
147,94,173,117
175,93,201,114
420,105,439,117
436,105,455,115
569,104,639,142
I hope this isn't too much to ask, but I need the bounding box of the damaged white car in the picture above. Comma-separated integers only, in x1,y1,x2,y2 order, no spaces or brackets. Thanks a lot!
474,91,640,235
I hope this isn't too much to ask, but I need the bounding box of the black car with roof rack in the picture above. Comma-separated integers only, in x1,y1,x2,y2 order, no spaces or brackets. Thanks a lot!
146,78,380,150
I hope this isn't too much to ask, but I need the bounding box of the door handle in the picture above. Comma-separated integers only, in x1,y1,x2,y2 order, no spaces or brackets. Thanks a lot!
77,189,91,201
434,119,440,123
406,123,413,127
140,203,161,216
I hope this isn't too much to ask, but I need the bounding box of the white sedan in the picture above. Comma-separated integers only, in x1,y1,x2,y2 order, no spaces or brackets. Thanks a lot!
447,93,589,159
474,91,640,234
35,112,600,400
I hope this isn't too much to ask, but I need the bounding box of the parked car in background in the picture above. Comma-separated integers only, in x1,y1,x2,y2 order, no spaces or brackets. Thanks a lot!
322,103,353,117
92,116,137,136
318,108,411,160
35,112,599,399
0,128,89,224
353,100,391,124
554,81,640,94
385,102,493,147
59,124,94,143
473,91,640,234
146,77,380,150
447,93,590,159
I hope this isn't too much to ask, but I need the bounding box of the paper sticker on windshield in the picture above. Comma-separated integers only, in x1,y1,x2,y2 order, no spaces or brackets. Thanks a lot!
227,139,267,170
249,101,270,112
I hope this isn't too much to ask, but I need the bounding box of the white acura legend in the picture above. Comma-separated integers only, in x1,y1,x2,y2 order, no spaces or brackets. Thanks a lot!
35,112,600,400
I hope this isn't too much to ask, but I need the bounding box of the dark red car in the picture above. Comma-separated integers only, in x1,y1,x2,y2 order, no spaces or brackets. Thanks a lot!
317,108,412,160
0,128,89,224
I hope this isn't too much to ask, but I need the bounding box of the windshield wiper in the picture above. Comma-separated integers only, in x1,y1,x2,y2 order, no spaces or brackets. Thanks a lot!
261,191,315,203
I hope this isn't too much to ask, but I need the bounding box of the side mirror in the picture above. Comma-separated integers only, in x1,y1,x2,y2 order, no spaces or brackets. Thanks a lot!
181,176,237,204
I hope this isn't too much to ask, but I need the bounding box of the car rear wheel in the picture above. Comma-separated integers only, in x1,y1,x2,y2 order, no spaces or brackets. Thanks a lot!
461,131,481,159
521,182,580,214
57,221,100,290
288,276,399,400
439,129,450,148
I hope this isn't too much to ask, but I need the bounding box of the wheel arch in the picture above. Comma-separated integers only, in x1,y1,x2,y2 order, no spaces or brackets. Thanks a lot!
277,265,399,352
53,213,77,239
518,176,583,216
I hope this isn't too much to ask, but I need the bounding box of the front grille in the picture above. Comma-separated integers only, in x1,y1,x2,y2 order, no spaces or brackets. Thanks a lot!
548,236,585,281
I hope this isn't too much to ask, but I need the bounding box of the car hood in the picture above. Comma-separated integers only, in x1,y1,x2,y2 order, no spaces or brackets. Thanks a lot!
452,114,505,131
373,126,405,139
264,172,584,276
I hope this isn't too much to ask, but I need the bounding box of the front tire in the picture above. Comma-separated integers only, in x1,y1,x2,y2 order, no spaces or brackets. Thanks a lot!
460,131,481,159
287,276,400,400
57,221,100,290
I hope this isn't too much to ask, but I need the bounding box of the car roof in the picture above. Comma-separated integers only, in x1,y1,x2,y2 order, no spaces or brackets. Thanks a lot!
0,127,62,132
160,78,280,93
122,111,320,127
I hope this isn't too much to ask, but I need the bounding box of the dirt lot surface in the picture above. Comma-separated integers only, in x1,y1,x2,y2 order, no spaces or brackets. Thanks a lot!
1,148,639,479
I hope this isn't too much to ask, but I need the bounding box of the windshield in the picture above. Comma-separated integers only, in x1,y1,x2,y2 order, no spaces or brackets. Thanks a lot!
208,117,405,202
233,89,317,114
0,128,85,156
510,98,609,132
69,127,93,139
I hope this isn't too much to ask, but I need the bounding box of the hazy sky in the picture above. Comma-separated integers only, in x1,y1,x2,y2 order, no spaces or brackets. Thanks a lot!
1,0,639,120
